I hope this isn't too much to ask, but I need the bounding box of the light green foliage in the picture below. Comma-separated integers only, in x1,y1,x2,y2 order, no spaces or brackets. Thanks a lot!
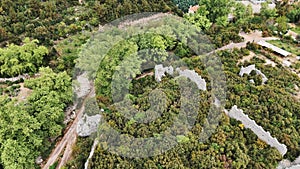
234,3,253,26
0,99,42,169
276,16,289,34
176,135,190,143
184,0,247,47
0,38,48,77
25,67,73,104
184,0,233,28
198,0,234,23
260,2,278,20
184,5,212,30
0,67,72,168
216,15,229,27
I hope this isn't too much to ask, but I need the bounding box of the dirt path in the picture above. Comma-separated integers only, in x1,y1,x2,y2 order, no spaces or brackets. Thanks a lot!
213,31,279,53
136,71,154,80
40,16,282,169
42,85,94,169
41,13,169,169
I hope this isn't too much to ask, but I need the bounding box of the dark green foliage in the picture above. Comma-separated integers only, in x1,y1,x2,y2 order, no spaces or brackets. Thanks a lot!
220,49,300,160
90,35,300,167
0,0,182,75
280,1,300,23
1,1,300,168
172,0,197,12
64,137,94,169
0,0,181,47
90,0,182,24
49,161,58,169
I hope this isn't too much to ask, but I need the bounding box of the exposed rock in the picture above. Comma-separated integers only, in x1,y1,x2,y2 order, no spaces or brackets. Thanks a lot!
214,98,221,108
77,114,101,137
294,156,300,164
35,156,43,165
74,72,91,98
239,65,255,76
154,64,173,82
286,165,300,169
0,73,38,83
283,60,292,67
277,159,292,169
257,40,291,57
265,59,277,67
239,64,268,84
154,64,206,91
176,68,206,91
294,85,299,91
277,156,300,169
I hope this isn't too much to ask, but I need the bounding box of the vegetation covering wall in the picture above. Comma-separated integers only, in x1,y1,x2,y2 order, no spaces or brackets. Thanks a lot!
0,0,299,168
89,44,300,168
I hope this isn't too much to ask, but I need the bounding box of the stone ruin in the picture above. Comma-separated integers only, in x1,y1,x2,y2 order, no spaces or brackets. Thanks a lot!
239,64,268,84
228,105,287,156
77,113,101,137
154,64,206,91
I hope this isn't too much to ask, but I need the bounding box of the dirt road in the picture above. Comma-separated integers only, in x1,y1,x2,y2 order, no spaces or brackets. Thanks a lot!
41,17,281,169
42,85,94,169
41,13,169,169
213,31,279,52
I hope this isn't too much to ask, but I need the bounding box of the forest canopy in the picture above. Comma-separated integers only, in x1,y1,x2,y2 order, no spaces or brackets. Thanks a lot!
0,38,48,77
0,67,72,169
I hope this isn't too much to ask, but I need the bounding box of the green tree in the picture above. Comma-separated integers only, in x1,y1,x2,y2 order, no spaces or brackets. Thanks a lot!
198,0,234,23
260,2,277,20
234,3,253,27
276,16,289,35
184,5,212,30
286,4,300,23
0,38,48,77
0,67,72,168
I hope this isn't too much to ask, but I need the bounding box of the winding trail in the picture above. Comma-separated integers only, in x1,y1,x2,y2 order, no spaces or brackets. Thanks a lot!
40,16,286,169
213,31,279,52
42,81,94,169
41,13,169,169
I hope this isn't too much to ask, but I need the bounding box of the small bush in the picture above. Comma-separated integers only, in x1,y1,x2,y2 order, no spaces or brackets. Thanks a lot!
262,30,270,37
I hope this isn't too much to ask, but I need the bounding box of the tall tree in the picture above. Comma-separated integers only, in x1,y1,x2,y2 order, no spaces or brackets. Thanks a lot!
198,0,234,23
276,16,289,35
184,5,212,30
